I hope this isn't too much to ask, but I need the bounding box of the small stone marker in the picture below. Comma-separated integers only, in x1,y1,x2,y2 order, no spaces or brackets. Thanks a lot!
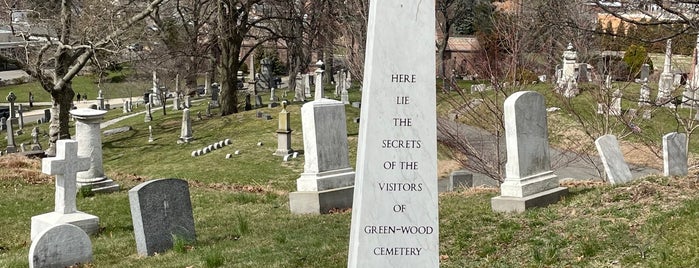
224,139,231,145
491,91,568,213
663,132,688,176
148,125,154,143
234,150,240,155
595,134,633,184
179,108,193,143
449,170,473,191
29,224,93,268
31,140,99,240
226,154,232,159
191,151,197,157
129,178,196,256
347,1,438,266
257,141,263,146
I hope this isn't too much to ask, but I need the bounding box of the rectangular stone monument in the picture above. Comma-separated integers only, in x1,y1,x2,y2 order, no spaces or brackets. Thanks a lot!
31,140,99,240
595,134,633,184
491,91,567,213
449,170,473,191
289,99,355,214
43,109,50,123
129,178,196,256
663,132,688,176
348,1,439,266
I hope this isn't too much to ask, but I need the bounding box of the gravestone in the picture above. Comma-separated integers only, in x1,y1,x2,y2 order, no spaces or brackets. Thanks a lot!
658,39,674,106
255,95,264,108
449,170,473,191
274,102,293,156
31,127,42,151
578,64,589,83
97,89,105,110
43,109,50,123
663,132,688,176
123,101,128,113
71,109,119,193
185,95,191,108
173,95,181,111
289,98,355,214
347,1,438,266
595,134,633,184
17,103,24,129
129,178,196,256
29,224,92,268
5,115,16,153
610,89,622,116
314,61,324,99
640,63,650,82
304,74,312,98
244,94,252,111
148,125,154,143
491,91,568,213
31,140,99,240
178,108,193,143
639,83,651,106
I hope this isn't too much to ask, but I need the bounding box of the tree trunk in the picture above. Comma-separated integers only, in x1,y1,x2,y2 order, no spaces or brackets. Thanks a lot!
219,40,242,115
46,85,74,156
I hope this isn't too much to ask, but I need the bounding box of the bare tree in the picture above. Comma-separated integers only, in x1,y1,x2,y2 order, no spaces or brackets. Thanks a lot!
0,0,165,155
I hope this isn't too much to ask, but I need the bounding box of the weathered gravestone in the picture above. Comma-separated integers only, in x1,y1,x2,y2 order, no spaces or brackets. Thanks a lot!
663,132,688,176
129,178,196,256
288,98,355,214
491,91,568,213
449,170,473,191
595,134,633,184
347,1,439,266
29,223,92,268
31,140,99,240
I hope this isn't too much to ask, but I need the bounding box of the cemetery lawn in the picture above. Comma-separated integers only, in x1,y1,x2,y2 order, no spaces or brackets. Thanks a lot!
2,96,699,266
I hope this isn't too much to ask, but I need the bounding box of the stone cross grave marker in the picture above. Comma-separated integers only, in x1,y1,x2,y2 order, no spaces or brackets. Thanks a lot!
29,224,92,268
347,1,439,266
663,132,688,176
129,178,196,256
31,139,98,239
595,134,633,184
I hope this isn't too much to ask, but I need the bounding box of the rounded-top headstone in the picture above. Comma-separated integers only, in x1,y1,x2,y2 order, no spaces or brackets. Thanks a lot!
234,150,240,155
224,139,231,145
257,142,263,146
213,143,220,150
191,151,197,157
203,147,210,154
29,224,93,268
225,154,232,159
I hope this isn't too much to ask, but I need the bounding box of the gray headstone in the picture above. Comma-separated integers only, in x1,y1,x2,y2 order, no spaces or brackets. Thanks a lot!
595,134,633,184
449,170,473,191
29,224,92,268
43,109,51,123
640,63,650,81
128,178,196,256
492,91,566,212
663,132,688,176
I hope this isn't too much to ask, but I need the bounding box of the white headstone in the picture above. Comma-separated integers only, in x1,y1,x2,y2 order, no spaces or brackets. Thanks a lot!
178,108,193,143
31,140,99,239
29,224,92,268
663,132,688,176
347,1,438,266
595,134,633,184
71,108,119,192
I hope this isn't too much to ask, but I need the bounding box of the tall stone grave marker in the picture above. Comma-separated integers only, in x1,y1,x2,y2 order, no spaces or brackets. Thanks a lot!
304,74,312,98
29,224,93,268
31,140,99,240
595,134,633,184
491,91,568,213
663,132,688,176
178,108,193,143
314,60,324,99
129,178,196,256
71,108,119,193
288,99,355,214
658,39,674,106
274,102,293,156
17,103,24,129
348,1,439,266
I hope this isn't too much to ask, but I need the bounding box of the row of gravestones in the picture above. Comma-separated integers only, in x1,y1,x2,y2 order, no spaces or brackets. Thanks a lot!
29,140,196,267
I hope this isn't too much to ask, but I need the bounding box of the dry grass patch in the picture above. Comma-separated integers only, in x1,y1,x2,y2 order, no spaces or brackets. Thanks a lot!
0,154,52,184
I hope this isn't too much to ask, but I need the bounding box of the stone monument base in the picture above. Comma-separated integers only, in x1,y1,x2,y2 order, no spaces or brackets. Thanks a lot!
491,186,568,213
289,186,353,214
274,130,293,156
296,168,355,191
31,211,99,240
77,178,120,193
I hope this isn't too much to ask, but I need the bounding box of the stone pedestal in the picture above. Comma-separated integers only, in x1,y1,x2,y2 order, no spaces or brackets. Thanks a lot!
71,108,119,193
289,99,354,214
31,212,99,240
274,102,293,156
